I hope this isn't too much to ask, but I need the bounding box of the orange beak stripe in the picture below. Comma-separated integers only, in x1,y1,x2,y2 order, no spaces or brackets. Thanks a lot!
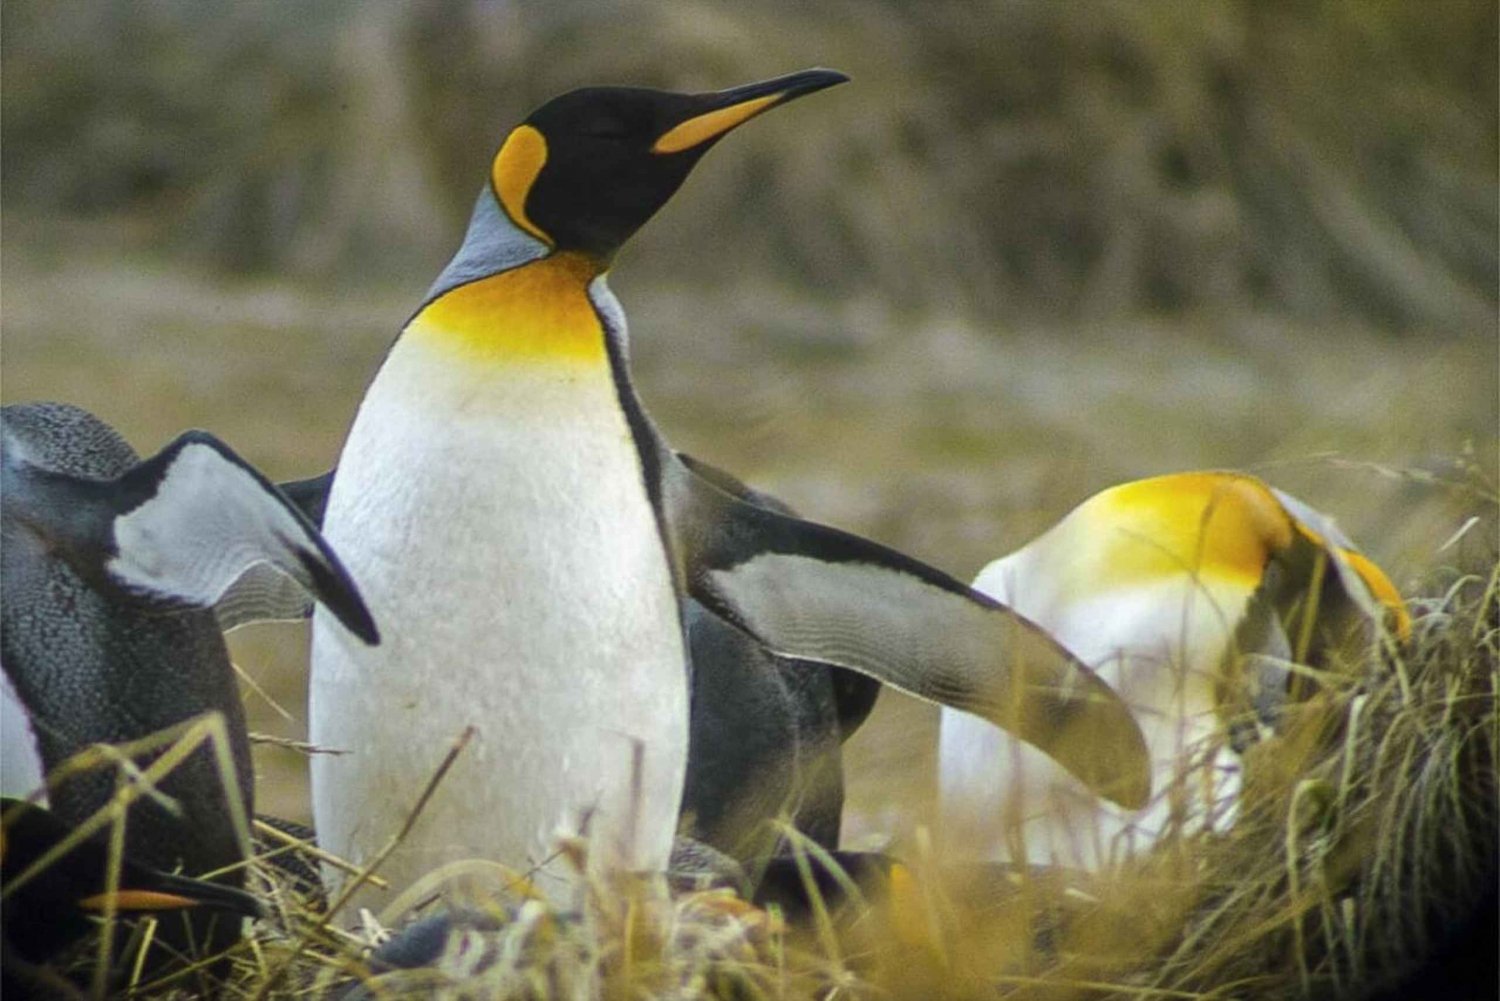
78,888,202,913
651,94,783,154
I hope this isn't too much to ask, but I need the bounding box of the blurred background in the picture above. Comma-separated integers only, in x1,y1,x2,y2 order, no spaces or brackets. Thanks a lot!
4,0,1496,841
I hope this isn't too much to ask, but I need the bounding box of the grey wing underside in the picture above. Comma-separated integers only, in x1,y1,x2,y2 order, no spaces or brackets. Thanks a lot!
15,436,377,644
675,456,883,741
663,452,1151,810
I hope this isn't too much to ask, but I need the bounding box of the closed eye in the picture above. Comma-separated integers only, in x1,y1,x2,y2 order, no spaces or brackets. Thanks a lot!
578,116,632,140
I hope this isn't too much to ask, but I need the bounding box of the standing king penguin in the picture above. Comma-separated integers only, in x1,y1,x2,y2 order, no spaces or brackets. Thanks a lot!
310,71,1151,906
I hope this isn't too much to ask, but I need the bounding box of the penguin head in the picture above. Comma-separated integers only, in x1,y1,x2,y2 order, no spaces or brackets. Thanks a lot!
491,68,848,260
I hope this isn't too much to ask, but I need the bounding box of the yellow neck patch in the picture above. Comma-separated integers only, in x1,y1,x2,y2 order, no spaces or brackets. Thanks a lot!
1333,547,1410,637
1087,473,1295,588
492,125,554,246
406,252,607,365
652,94,782,154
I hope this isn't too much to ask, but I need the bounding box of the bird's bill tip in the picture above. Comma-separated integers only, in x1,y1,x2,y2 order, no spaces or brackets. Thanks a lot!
651,67,849,154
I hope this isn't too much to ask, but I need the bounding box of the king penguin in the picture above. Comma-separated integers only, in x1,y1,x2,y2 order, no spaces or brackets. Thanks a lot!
287,459,878,873
0,402,377,920
938,471,1408,868
310,70,1151,908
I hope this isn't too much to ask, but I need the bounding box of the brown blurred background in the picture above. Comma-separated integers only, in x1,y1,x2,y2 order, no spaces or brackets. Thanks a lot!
3,0,1496,841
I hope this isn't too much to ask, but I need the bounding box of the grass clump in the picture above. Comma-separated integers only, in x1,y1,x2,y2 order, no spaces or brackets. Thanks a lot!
20,549,1496,999
202,555,1493,1000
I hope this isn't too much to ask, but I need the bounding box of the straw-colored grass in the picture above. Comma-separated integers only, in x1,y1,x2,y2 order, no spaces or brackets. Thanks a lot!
36,552,1490,1000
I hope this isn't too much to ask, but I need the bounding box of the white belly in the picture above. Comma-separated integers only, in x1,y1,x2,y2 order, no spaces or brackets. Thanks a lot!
310,337,687,908
940,571,1242,868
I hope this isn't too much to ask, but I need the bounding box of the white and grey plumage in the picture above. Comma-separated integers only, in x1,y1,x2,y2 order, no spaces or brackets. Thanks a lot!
1,401,377,892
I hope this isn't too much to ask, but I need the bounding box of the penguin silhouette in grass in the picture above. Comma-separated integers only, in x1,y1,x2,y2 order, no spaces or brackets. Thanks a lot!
1,796,266,996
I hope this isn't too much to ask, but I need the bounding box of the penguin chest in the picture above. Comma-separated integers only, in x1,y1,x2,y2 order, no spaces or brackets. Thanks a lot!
310,338,688,901
942,552,1247,867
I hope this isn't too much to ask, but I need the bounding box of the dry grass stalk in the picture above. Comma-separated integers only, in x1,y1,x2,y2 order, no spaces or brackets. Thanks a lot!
20,556,1495,1000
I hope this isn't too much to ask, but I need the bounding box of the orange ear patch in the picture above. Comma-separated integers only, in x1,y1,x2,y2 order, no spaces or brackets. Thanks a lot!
492,125,554,246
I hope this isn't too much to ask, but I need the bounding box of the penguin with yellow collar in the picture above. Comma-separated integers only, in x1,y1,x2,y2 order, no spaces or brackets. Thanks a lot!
309,71,1149,907
939,471,1409,868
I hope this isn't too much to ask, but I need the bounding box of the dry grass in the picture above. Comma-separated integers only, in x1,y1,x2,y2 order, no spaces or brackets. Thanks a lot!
34,551,1492,1000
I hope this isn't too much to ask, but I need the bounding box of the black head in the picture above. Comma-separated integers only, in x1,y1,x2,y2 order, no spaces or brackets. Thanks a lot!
490,69,848,260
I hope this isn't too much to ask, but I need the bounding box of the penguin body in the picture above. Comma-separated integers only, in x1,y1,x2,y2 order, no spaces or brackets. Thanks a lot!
0,401,377,889
939,472,1408,868
288,460,877,872
681,600,845,858
677,458,880,864
311,71,1150,910
313,254,688,895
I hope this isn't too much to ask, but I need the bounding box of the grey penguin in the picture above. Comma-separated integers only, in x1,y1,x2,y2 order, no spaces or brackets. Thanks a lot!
0,401,378,967
674,456,880,867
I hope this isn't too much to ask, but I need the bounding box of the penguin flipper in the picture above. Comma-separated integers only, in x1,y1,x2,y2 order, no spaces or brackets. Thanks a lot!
678,454,884,745
279,469,335,529
114,434,378,643
664,454,1151,810
18,434,378,644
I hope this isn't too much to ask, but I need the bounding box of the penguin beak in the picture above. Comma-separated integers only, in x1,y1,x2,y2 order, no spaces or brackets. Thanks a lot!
78,889,205,912
652,68,849,154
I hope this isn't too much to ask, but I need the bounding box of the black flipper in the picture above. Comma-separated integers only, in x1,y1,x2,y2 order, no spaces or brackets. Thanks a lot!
663,453,1151,810
6,432,377,644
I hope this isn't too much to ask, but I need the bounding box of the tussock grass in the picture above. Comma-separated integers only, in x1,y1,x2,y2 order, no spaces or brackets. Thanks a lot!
66,551,1487,1000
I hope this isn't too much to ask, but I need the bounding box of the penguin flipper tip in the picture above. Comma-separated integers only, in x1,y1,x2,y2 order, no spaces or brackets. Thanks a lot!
104,433,378,643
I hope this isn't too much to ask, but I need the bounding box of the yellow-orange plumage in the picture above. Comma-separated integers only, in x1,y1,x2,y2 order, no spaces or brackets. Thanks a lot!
405,252,606,365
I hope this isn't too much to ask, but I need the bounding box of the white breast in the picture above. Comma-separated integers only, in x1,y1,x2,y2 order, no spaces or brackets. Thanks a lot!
939,559,1242,868
310,320,687,908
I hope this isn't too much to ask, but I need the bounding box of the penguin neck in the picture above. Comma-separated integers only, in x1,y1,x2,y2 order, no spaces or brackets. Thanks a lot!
403,251,611,367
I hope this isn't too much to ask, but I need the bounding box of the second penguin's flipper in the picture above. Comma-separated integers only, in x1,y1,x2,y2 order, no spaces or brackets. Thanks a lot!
663,454,1151,810
10,432,378,644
